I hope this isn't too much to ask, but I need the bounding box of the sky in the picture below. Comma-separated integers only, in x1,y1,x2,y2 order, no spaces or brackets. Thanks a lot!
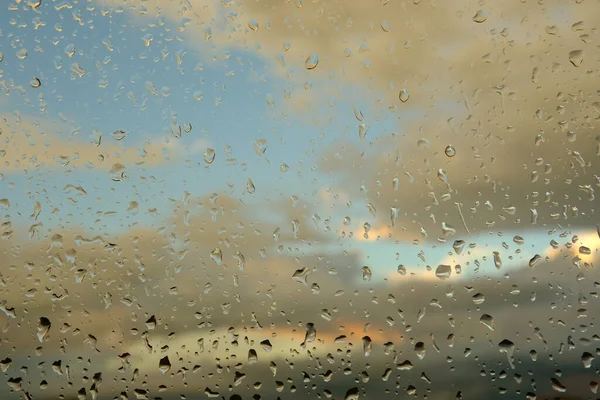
1,0,600,399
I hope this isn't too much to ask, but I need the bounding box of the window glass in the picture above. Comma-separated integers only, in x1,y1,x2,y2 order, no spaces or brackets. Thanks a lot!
0,0,598,399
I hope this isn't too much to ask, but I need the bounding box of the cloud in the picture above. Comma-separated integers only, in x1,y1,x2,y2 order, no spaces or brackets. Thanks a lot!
0,112,210,173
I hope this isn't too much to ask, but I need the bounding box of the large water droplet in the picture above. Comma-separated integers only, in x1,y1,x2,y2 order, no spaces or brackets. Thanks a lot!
435,265,452,279
30,77,41,88
399,89,410,103
444,145,456,157
569,50,584,67
203,148,215,164
473,10,488,23
159,356,171,374
37,317,51,343
305,53,319,70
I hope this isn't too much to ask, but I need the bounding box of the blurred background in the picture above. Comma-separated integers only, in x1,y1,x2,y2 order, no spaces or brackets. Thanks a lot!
0,0,599,398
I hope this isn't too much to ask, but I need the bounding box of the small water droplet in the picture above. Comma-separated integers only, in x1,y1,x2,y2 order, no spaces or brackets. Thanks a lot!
362,266,372,281
16,48,28,60
493,251,502,269
358,124,367,141
444,145,456,157
30,77,41,88
248,19,259,31
399,89,410,102
203,148,215,164
112,130,127,140
210,248,223,265
246,179,256,194
473,10,488,23
305,53,319,70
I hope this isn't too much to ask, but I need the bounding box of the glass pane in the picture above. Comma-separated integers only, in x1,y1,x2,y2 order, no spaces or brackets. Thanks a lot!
0,0,598,399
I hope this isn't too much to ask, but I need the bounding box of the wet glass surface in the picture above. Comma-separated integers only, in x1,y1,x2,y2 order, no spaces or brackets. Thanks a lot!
0,0,599,399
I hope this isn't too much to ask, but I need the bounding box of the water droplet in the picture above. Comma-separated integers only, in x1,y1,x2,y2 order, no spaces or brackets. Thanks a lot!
30,77,41,88
344,387,360,400
399,89,410,103
380,20,391,32
305,53,319,70
498,339,515,369
210,248,223,265
112,130,127,140
480,314,495,331
203,148,215,164
64,43,76,57
579,246,591,255
246,179,256,194
158,356,171,374
435,265,452,279
444,145,456,157
362,266,372,281
37,317,51,343
551,378,567,392
390,207,399,226
582,352,594,368
493,251,502,269
453,240,465,255
261,340,273,352
414,342,426,359
358,124,367,141
16,48,28,60
248,19,259,31
397,264,406,275
254,139,268,156
362,336,372,356
301,323,316,347
470,293,485,305
569,50,584,67
529,254,541,267
473,10,488,23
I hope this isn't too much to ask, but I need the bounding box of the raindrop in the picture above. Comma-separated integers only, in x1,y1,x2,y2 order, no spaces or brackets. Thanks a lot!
246,179,256,194
498,339,515,369
17,48,28,60
569,50,584,67
158,356,171,374
390,207,399,226
305,53,319,70
344,388,360,400
453,240,465,255
435,265,452,279
480,314,495,331
551,378,566,392
358,124,367,141
203,148,215,164
30,77,41,88
399,89,410,103
248,19,259,31
112,130,127,140
414,342,426,359
493,251,502,269
37,317,51,343
473,10,488,23
444,145,456,157
529,254,541,267
582,352,594,368
254,139,268,157
397,264,406,275
362,266,372,281
210,248,223,265
301,323,316,347
362,336,372,356
471,293,485,305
